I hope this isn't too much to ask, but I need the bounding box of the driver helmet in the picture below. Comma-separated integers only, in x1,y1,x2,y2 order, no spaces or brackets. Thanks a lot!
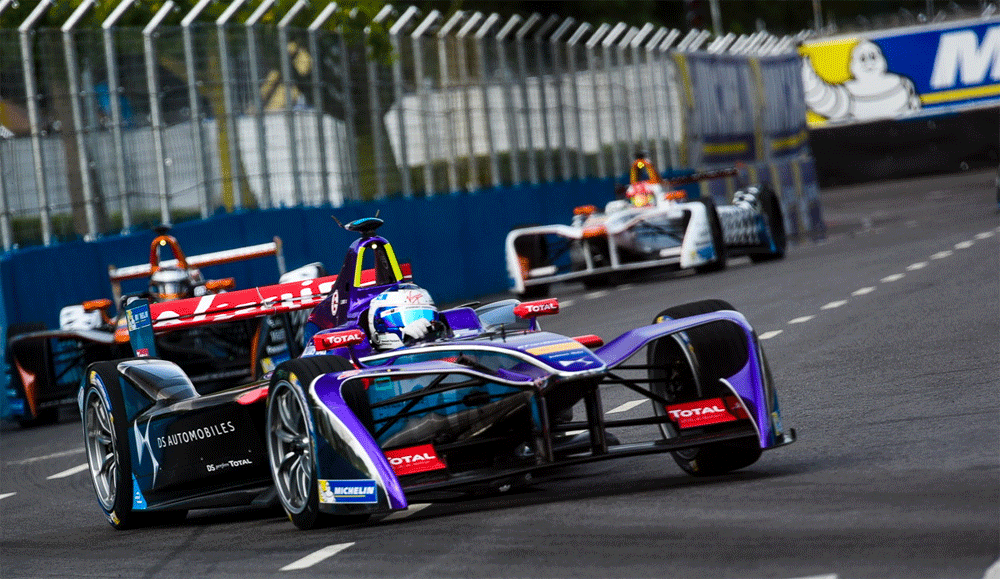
368,284,438,350
149,266,193,301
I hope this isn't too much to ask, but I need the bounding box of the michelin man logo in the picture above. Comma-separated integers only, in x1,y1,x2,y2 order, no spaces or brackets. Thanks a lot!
802,40,920,122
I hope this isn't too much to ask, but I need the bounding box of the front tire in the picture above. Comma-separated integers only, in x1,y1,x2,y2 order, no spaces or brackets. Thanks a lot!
750,186,787,263
267,356,370,530
649,300,762,477
694,198,727,273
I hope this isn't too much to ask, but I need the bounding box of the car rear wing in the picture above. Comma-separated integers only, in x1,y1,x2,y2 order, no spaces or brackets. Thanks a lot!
108,237,286,305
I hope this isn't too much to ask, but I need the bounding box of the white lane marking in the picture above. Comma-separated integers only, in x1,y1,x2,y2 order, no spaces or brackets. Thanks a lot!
955,240,974,249
881,273,905,283
930,250,952,259
47,464,88,480
975,231,994,240
382,503,431,522
564,429,587,436
561,299,575,308
852,287,875,296
787,575,838,579
906,262,927,271
788,316,814,324
7,448,85,465
0,492,16,501
280,543,355,571
759,330,783,340
607,400,646,414
983,557,1000,579
821,300,847,310
584,290,611,299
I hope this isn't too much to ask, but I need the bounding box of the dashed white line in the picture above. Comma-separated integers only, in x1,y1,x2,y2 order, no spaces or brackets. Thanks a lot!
584,290,611,299
564,429,587,436
930,250,952,259
852,287,876,296
607,400,647,414
906,262,927,271
561,299,575,308
7,448,84,465
821,300,847,310
280,543,355,572
788,316,814,324
759,330,783,340
881,273,905,283
0,492,16,501
975,231,994,240
955,240,975,249
47,464,88,480
382,503,431,521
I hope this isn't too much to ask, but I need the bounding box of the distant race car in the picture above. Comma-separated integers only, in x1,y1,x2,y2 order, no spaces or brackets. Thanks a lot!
4,229,320,426
506,155,787,297
79,217,795,531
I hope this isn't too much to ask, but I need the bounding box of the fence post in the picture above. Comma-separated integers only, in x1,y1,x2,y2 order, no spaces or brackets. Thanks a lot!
644,27,667,166
245,0,275,209
438,10,466,193
337,26,361,201
630,24,654,161
533,15,559,184
617,27,639,170
389,6,419,198
456,12,483,191
567,22,590,180
61,0,98,240
515,14,541,185
310,2,340,205
278,0,308,206
0,0,12,249
496,15,522,186
20,0,54,245
145,1,176,225
182,0,213,218
601,23,626,178
217,0,250,211
475,13,500,188
658,29,681,169
364,4,393,200
550,17,574,183
411,10,440,195
586,24,610,179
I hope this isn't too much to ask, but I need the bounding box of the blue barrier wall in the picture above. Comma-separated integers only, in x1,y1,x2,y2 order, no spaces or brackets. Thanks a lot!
0,177,620,331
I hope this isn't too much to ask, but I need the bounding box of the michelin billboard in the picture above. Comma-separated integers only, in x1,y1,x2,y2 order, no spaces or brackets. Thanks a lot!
800,17,1000,126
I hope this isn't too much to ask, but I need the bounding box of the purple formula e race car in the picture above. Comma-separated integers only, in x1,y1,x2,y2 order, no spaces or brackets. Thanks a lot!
79,217,795,530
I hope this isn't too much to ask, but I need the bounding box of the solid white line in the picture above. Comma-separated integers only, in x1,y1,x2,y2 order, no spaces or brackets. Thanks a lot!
584,290,611,299
560,299,575,308
881,273,905,283
975,231,994,240
47,464,88,480
758,330,783,340
382,503,431,522
852,287,876,296
930,250,952,259
788,316,814,324
7,448,85,465
280,543,355,571
955,240,974,249
607,400,646,414
821,300,847,310
787,575,838,579
906,262,927,271
0,492,16,501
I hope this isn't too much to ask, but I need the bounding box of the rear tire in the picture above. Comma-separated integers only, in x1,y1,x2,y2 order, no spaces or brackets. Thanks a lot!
694,198,727,273
750,186,786,263
649,300,762,477
267,355,371,530
82,361,187,529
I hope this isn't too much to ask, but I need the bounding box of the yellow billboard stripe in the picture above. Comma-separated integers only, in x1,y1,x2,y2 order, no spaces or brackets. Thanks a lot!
919,84,1000,104
772,130,808,151
703,141,749,155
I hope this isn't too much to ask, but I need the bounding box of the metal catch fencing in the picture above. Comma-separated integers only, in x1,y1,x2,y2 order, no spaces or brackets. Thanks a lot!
0,1,810,250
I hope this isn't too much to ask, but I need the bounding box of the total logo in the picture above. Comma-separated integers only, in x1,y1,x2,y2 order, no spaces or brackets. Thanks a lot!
514,299,560,318
384,444,447,476
665,397,742,429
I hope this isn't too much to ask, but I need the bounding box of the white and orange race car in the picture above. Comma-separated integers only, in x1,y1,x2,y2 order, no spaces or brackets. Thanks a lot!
505,156,787,297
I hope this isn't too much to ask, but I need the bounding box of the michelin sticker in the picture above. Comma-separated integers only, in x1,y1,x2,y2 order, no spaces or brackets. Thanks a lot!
318,479,378,504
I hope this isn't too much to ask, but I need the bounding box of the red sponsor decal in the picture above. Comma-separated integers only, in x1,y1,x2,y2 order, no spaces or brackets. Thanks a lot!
314,328,366,351
666,397,745,429
384,444,447,476
514,299,560,318
136,348,149,357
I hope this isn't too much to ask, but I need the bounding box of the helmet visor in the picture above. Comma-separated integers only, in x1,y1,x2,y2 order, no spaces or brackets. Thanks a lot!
374,307,437,334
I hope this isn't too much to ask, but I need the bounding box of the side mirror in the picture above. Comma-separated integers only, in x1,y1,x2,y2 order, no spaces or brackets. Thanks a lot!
313,329,366,352
514,299,559,319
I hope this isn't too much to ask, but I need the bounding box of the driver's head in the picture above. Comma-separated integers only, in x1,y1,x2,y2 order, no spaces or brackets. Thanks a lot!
149,266,193,301
367,284,438,350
